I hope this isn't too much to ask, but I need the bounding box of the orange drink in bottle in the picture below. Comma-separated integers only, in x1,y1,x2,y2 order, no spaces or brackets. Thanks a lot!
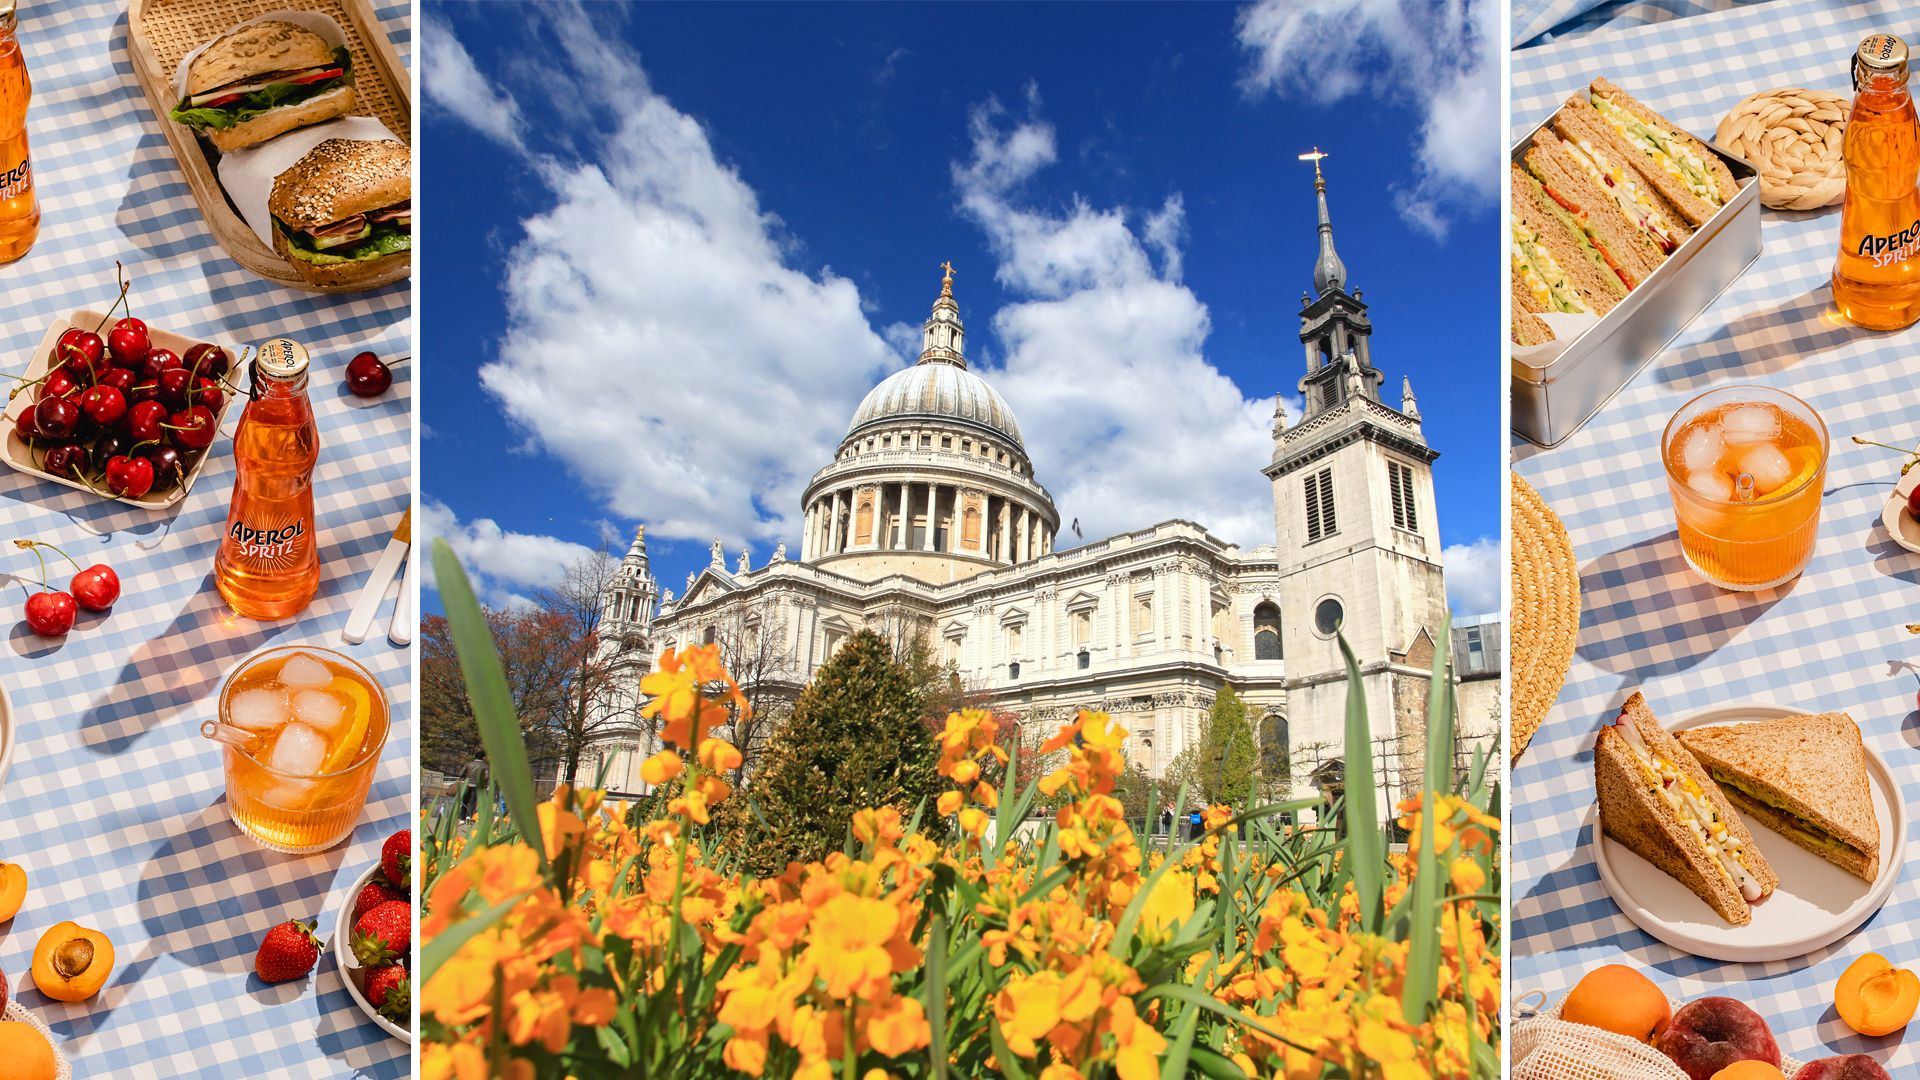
1663,386,1827,591
0,0,40,265
1832,33,1920,329
215,338,320,619
202,646,389,854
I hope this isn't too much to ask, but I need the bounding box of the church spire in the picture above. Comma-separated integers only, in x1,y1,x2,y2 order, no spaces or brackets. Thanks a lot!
1299,148,1347,295
1401,375,1420,419
919,261,967,368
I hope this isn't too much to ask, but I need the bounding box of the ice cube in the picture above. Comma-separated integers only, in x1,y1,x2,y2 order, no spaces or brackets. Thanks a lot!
1722,405,1780,445
1686,470,1733,501
260,779,320,810
229,687,291,731
1737,442,1793,495
1679,424,1725,472
292,689,347,733
278,653,333,689
268,722,327,777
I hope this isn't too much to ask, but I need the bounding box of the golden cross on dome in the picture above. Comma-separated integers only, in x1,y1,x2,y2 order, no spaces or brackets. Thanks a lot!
939,260,956,295
1298,147,1328,183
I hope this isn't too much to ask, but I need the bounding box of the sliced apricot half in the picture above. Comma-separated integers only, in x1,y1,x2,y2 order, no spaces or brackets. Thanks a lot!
1561,963,1671,1042
0,861,25,922
1836,952,1920,1037
31,920,114,1002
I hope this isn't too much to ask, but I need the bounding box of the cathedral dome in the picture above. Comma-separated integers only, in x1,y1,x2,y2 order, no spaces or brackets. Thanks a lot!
847,361,1024,448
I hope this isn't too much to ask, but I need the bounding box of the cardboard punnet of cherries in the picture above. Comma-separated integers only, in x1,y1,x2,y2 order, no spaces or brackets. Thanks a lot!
4,265,240,502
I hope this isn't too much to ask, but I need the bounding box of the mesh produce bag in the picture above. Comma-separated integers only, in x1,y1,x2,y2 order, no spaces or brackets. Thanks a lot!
1513,991,1806,1079
3,999,72,1080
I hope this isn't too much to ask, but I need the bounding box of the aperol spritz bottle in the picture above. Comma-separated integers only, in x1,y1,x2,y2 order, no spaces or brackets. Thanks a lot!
0,0,41,265
215,338,321,619
1832,33,1920,330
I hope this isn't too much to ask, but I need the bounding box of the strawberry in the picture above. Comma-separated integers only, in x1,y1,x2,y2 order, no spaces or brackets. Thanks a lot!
255,917,322,984
350,900,411,968
381,830,411,890
353,878,405,923
364,963,409,1023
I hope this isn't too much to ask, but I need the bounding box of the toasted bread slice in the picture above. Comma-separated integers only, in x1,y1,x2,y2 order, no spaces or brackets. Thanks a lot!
1536,118,1691,270
1595,693,1777,924
1678,714,1879,883
1510,264,1555,345
1511,164,1629,313
1586,77,1738,227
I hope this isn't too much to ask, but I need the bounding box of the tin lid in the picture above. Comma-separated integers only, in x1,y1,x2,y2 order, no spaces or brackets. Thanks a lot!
255,338,310,379
0,1,15,21
1858,34,1909,74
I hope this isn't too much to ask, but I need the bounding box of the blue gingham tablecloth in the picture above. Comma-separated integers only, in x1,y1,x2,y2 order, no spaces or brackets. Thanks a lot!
1511,0,1920,1069
0,3,411,1077
1512,0,1757,48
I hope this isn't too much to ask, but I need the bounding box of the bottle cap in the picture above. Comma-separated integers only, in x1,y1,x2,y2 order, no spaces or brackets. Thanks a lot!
1857,34,1909,75
255,338,310,379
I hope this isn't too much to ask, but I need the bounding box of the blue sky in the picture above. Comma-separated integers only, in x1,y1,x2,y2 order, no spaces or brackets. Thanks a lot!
419,0,1501,616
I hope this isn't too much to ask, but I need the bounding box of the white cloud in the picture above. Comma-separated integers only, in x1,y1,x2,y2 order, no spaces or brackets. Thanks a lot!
1441,535,1500,617
432,5,903,550
1235,0,1496,239
954,100,1294,548
420,498,599,609
420,13,525,148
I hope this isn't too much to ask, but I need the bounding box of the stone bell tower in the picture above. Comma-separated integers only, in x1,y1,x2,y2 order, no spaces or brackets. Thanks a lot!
1266,149,1450,804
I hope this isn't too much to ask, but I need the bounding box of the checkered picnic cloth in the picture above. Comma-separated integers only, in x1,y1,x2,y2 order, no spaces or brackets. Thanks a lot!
0,2,410,1077
1513,0,1756,48
1512,0,1920,1069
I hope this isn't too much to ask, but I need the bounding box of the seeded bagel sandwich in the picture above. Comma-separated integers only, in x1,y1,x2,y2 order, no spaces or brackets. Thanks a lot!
269,138,411,288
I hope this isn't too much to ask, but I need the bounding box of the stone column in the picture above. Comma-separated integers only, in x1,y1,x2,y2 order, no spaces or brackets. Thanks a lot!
898,481,912,550
998,499,1010,564
923,482,937,551
1016,507,1028,563
828,491,843,554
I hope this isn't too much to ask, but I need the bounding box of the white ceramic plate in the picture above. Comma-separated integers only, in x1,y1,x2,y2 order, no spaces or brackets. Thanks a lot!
1,310,247,509
334,860,410,1043
1593,701,1906,963
1882,468,1920,555
0,679,13,793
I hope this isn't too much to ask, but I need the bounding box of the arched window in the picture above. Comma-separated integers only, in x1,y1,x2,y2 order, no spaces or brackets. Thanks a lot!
1253,602,1282,660
1260,714,1289,777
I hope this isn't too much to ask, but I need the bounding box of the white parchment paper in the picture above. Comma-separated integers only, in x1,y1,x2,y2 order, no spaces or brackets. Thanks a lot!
217,116,405,247
1512,310,1603,368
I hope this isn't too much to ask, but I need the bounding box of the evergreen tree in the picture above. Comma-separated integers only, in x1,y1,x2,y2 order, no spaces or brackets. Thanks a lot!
737,630,941,876
1201,684,1258,807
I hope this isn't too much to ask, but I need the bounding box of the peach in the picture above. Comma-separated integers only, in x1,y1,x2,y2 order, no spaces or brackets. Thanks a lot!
0,861,25,922
31,920,114,1002
1794,1056,1892,1080
1834,953,1919,1037
1655,997,1781,1080
0,1021,55,1080
0,965,7,1012
1562,963,1671,1042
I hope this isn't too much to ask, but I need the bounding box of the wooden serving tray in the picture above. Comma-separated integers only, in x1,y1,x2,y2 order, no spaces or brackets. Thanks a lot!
124,0,412,293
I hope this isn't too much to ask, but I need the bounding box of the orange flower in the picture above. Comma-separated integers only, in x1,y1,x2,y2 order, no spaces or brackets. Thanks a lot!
640,749,682,786
803,894,901,1000
864,994,931,1057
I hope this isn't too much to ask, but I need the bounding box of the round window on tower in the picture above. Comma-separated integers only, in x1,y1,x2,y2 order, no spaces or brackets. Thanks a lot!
1313,597,1344,638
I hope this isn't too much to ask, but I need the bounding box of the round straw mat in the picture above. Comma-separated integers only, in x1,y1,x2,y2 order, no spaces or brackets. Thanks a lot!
1511,472,1579,762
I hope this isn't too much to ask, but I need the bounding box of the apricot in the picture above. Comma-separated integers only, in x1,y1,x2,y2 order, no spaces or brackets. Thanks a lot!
1834,953,1919,1037
31,920,114,1002
0,1021,56,1080
1562,963,1672,1042
1714,1064,1787,1080
0,861,25,922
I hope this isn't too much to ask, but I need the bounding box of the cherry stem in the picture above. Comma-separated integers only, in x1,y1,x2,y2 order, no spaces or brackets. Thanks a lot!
130,439,159,454
1850,435,1920,459
89,270,132,339
13,540,48,589
17,540,81,572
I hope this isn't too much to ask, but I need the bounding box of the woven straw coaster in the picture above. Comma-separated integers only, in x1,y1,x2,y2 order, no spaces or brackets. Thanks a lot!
1714,87,1848,211
1511,472,1579,762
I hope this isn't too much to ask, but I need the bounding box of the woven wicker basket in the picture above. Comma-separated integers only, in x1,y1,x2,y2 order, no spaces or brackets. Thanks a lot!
124,0,411,292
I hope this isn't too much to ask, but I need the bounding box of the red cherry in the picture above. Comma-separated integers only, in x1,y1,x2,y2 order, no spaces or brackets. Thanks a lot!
97,367,135,395
54,328,106,378
139,348,180,384
107,318,149,366
39,443,87,480
33,396,79,440
142,444,186,489
345,351,391,398
156,367,193,408
69,564,119,612
37,367,78,403
103,454,154,498
165,405,216,450
24,590,76,636
78,384,126,427
1907,485,1920,518
190,377,224,414
182,343,231,380
126,400,168,443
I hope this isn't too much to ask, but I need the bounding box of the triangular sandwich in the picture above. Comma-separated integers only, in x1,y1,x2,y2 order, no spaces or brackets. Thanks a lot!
1678,713,1879,884
1595,692,1778,925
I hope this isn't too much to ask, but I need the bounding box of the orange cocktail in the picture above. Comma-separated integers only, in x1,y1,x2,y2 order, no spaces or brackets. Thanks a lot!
203,646,388,854
1662,386,1827,590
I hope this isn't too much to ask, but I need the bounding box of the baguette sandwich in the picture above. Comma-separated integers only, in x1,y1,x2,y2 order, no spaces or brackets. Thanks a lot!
269,138,411,288
1595,693,1777,925
168,21,355,152
1678,714,1880,884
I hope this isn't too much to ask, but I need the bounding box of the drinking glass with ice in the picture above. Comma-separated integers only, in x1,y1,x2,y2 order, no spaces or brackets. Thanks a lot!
1662,386,1828,590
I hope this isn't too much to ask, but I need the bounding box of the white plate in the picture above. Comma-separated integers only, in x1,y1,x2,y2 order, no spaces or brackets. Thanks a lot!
333,860,410,1043
0,679,12,792
1882,469,1920,555
1593,701,1906,963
